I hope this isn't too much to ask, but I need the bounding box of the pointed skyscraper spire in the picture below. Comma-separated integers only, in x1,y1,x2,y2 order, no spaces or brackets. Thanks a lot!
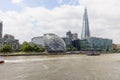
81,7,90,39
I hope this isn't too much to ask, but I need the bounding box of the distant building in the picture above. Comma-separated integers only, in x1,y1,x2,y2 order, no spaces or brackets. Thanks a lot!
66,31,72,38
62,37,72,48
44,33,66,53
0,21,2,38
31,33,66,53
72,33,78,40
66,30,78,40
4,34,14,40
115,44,120,48
113,44,120,50
72,39,81,50
63,31,80,50
0,34,19,51
80,37,113,51
31,36,44,46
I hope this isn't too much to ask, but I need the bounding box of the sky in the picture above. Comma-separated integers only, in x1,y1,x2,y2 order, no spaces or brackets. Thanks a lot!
0,0,120,44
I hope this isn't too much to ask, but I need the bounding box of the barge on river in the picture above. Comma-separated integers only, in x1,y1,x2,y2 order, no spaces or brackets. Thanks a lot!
0,57,4,63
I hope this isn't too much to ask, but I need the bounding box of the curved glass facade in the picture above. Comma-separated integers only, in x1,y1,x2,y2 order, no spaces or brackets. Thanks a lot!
44,33,66,52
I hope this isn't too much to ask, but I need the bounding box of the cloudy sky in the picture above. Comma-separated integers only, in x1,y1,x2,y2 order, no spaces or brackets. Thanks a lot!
0,0,120,44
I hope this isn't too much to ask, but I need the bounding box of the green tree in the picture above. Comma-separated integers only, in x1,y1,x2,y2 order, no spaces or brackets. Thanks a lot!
67,47,71,51
20,42,33,52
66,47,77,51
0,44,13,53
20,42,45,52
39,47,45,52
72,47,77,51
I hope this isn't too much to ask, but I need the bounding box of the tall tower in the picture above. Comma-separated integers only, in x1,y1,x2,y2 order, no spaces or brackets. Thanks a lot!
66,30,72,38
0,21,2,38
81,8,90,39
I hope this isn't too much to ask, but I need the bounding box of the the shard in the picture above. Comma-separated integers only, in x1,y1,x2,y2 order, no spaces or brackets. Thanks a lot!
0,21,2,38
81,8,90,39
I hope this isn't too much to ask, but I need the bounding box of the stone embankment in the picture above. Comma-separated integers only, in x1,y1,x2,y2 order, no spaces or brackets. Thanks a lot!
0,51,112,56
0,52,82,56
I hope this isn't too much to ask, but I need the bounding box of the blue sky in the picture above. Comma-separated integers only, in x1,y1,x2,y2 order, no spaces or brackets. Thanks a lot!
0,0,80,11
0,0,21,11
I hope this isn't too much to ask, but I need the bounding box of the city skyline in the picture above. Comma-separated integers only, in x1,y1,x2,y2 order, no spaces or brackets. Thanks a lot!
0,0,119,44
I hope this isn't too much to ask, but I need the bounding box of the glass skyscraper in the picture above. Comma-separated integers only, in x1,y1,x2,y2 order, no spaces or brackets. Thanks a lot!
81,8,90,39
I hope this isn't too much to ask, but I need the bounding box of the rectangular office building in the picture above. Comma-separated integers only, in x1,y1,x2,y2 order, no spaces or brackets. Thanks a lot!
80,37,113,51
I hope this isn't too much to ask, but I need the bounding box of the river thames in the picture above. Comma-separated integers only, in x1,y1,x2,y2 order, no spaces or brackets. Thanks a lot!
0,53,120,80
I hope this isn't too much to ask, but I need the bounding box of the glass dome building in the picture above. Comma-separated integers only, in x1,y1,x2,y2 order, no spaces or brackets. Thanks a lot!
44,33,66,53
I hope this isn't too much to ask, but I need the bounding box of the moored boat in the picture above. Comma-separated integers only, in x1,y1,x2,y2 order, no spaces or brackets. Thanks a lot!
0,57,4,63
87,51,100,56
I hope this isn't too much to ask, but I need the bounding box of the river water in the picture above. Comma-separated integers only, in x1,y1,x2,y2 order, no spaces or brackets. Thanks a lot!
0,54,120,80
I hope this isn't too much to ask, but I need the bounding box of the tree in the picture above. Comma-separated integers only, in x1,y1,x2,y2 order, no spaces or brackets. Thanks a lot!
31,44,41,52
72,47,77,51
39,47,45,52
20,42,45,52
20,42,33,52
0,44,13,53
66,46,77,51
67,47,71,51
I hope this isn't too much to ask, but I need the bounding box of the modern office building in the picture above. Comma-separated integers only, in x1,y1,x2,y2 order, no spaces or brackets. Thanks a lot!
81,8,90,39
4,34,14,39
31,33,66,53
72,33,78,40
112,44,120,51
66,31,72,38
0,34,19,51
63,31,80,50
72,39,81,50
80,37,113,51
44,33,66,52
62,37,72,48
66,30,78,40
31,36,44,46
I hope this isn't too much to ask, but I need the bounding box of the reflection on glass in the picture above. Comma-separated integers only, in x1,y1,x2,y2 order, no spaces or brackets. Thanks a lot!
44,33,66,53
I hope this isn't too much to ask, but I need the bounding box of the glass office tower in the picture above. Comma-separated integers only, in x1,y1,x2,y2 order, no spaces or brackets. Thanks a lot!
81,8,90,39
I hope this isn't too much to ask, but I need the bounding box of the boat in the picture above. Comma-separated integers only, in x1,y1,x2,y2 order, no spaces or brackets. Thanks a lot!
87,51,100,56
0,57,4,63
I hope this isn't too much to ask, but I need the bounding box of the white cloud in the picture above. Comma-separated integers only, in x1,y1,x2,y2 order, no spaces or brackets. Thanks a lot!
12,0,23,4
1,0,120,44
0,5,83,43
